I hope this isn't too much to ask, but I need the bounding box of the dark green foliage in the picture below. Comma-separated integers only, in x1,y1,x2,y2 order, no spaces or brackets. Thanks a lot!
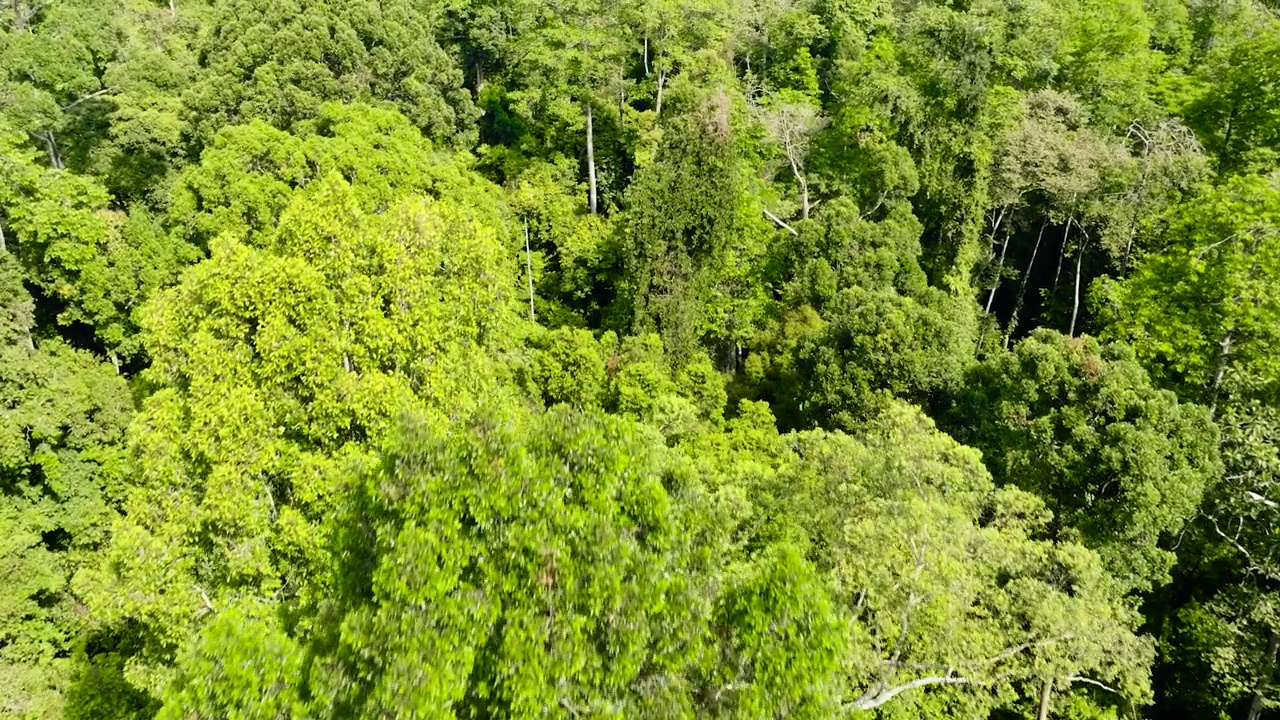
622,96,765,364
940,330,1221,589
313,407,711,718
0,264,133,718
747,197,973,428
183,0,477,148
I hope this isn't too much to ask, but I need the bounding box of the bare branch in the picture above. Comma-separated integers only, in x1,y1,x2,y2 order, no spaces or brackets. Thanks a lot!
847,674,977,711
1067,676,1123,696
195,585,216,614
762,208,798,236
61,87,115,112
1246,491,1280,511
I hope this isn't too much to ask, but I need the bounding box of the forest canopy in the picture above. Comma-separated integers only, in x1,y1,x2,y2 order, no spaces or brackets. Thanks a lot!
3,0,1280,719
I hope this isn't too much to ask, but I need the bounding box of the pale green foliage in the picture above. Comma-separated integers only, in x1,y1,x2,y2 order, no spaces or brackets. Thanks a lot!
310,407,711,718
158,609,307,720
159,405,845,719
526,326,608,408
1100,175,1280,402
523,327,729,440
1178,13,1280,174
0,0,196,201
684,399,1154,716
0,0,1272,716
505,161,614,326
0,0,120,138
704,544,845,719
776,404,1154,715
76,175,521,694
171,102,504,246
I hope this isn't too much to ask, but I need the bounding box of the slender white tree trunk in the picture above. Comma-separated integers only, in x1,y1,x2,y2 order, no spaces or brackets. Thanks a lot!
586,103,598,214
1069,233,1088,337
656,70,665,118
42,130,63,169
1037,679,1053,720
524,220,536,321
1053,216,1073,288
1247,631,1279,720
1005,221,1047,348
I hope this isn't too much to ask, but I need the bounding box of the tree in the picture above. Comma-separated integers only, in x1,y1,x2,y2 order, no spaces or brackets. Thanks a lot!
748,197,973,429
500,0,636,215
745,401,1156,717
309,407,716,718
159,406,845,719
1099,174,1280,407
1178,14,1280,175
1155,372,1280,720
169,102,505,247
0,252,134,720
979,90,1132,342
621,94,768,365
939,330,1221,590
0,120,199,364
75,175,521,698
753,89,828,220
182,0,476,148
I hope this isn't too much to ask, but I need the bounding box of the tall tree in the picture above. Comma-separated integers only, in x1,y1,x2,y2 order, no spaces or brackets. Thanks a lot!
182,0,476,148
0,252,134,720
621,94,768,365
75,175,521,699
940,330,1221,590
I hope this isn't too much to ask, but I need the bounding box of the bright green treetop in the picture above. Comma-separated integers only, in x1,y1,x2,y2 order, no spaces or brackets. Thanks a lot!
76,174,521,696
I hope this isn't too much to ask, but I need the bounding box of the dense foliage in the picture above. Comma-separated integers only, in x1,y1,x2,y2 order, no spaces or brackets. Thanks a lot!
4,0,1280,718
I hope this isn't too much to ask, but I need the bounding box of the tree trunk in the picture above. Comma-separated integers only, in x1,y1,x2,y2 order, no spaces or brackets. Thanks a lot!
1221,101,1239,173
169,0,176,17
973,207,1009,353
1069,234,1088,337
1209,330,1233,418
1005,221,1048,348
985,226,1011,313
1037,679,1053,720
763,208,798,236
783,136,810,220
0,222,6,253
585,103,598,214
42,130,63,169
1053,216,1073,288
524,219,535,321
656,70,665,118
1247,630,1280,720
643,37,649,76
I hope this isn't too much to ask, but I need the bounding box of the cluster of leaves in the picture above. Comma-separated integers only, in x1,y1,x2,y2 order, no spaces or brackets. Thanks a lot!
5,0,1280,719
